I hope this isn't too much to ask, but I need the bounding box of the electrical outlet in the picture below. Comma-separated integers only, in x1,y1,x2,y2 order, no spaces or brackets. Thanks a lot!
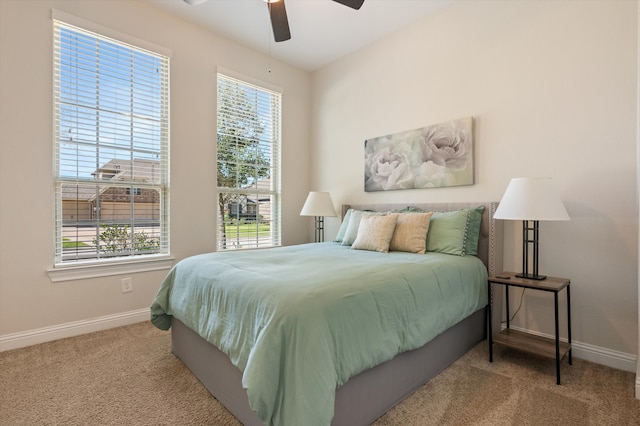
121,277,133,293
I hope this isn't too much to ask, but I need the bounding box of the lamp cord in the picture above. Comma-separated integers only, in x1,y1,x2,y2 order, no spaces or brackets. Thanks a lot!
502,288,526,324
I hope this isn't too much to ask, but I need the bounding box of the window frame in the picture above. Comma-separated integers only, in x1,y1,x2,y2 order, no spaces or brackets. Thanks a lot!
49,11,173,280
216,69,282,251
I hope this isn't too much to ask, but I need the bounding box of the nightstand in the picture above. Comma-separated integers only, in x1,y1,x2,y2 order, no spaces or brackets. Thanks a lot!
487,272,572,385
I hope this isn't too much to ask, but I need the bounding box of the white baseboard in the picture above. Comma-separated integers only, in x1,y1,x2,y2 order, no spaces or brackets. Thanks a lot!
572,339,637,373
636,376,640,399
504,325,637,373
2,312,637,378
0,308,150,352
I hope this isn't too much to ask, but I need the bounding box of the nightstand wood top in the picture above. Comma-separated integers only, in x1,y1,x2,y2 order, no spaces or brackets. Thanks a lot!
488,271,570,292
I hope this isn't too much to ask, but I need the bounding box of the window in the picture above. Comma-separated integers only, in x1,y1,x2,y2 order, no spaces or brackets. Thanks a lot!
216,73,281,250
53,19,169,265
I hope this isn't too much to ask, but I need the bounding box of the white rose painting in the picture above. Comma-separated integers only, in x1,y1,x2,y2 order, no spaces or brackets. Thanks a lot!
364,117,474,192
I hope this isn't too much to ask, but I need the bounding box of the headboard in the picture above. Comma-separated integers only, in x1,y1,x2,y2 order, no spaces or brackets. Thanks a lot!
341,201,503,277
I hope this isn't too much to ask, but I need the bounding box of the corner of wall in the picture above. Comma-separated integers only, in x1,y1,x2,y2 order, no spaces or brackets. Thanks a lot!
636,0,640,399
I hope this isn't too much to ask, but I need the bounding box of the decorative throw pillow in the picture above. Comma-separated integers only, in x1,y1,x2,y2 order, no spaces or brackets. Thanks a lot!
351,213,399,253
340,210,382,246
426,206,484,256
389,212,433,254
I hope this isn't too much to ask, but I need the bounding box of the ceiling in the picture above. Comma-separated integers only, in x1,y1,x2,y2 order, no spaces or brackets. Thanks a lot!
141,0,453,72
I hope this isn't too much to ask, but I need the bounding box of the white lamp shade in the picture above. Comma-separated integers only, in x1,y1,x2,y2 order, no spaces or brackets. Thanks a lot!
493,177,570,221
300,192,337,217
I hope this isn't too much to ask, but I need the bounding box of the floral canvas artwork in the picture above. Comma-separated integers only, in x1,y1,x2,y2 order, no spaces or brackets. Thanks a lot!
364,117,474,192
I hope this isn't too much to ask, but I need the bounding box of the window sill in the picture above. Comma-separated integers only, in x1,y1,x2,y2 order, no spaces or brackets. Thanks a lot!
47,255,175,283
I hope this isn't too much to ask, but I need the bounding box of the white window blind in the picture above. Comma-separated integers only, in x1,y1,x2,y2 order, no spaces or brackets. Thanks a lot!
216,73,281,250
53,20,169,265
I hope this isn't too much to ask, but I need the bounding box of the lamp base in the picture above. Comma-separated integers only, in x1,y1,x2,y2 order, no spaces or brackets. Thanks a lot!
314,216,325,243
518,220,546,281
515,273,547,281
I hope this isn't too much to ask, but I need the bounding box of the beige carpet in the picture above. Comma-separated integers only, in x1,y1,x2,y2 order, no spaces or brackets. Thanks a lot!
1,322,638,425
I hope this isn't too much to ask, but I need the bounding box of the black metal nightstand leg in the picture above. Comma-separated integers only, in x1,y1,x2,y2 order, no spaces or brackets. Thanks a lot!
554,292,561,385
505,286,510,329
488,281,493,362
567,285,572,365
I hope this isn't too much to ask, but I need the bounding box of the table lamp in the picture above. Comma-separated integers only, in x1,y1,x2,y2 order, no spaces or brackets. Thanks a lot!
493,177,570,280
300,191,337,242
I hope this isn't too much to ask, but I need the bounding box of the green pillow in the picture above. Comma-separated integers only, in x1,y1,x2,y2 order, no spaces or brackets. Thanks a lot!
391,206,425,213
334,209,353,243
426,206,484,256
465,205,484,256
341,210,368,246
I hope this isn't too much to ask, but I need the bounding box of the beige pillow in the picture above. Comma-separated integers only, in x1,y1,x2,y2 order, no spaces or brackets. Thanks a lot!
351,213,399,253
340,210,385,246
389,212,433,254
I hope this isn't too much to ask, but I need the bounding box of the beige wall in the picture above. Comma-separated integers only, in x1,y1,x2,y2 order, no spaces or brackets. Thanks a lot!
0,0,311,336
311,0,638,362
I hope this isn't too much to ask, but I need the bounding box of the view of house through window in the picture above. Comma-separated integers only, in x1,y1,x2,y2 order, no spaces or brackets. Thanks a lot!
53,20,169,264
216,73,281,250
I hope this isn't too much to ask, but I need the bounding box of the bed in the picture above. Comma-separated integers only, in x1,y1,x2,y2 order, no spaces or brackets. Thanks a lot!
151,201,503,426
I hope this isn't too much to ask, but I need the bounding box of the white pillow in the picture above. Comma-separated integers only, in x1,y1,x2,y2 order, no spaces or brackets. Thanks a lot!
351,213,399,253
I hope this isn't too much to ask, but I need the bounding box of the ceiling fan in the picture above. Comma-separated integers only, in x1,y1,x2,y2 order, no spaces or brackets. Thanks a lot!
183,0,365,42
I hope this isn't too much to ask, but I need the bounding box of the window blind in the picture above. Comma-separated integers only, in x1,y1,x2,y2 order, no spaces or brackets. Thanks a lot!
53,20,169,265
216,73,281,250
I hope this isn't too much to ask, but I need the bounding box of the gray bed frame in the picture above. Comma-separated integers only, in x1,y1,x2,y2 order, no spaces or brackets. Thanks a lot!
171,201,503,426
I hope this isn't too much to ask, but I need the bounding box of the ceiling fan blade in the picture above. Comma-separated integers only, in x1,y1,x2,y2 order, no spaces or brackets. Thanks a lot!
269,0,291,42
332,0,365,10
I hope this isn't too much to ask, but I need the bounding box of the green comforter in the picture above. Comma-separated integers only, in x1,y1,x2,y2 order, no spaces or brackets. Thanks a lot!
150,243,487,426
